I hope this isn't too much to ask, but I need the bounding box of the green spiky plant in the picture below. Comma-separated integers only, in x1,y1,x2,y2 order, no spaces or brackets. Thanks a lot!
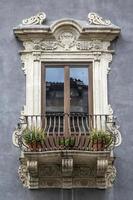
22,127,46,151
89,129,113,151
58,136,75,149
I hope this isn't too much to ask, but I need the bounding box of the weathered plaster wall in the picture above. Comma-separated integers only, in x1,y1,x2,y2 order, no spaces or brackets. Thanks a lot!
0,0,133,199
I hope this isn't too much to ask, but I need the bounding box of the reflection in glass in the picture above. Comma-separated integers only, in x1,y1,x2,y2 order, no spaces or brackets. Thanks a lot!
46,67,64,112
70,67,88,113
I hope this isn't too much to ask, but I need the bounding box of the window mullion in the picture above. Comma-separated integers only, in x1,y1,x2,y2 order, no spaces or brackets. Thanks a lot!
64,65,70,136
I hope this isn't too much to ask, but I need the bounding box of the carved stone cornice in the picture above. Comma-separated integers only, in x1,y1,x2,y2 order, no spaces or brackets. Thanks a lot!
14,17,120,43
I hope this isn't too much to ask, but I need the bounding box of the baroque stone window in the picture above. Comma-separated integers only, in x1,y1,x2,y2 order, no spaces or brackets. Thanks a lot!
13,12,122,189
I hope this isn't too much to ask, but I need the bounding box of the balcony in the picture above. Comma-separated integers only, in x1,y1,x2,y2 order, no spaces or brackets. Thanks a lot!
16,113,116,151
13,113,121,189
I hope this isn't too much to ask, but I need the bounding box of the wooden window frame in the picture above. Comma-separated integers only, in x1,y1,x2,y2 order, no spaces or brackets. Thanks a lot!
41,63,93,133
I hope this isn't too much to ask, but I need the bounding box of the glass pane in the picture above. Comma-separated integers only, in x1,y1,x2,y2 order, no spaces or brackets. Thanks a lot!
46,67,64,113
70,67,88,113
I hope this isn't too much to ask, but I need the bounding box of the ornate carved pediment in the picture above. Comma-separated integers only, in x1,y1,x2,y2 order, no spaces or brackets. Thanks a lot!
14,15,120,47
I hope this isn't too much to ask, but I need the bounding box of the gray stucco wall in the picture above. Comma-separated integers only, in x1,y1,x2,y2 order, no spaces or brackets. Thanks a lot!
0,0,133,199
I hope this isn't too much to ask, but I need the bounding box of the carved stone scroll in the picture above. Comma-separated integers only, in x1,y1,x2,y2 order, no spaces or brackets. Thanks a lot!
22,12,46,25
97,158,108,177
88,12,112,26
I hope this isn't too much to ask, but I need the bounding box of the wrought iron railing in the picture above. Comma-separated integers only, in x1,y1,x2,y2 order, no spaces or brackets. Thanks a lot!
13,113,121,151
22,113,110,134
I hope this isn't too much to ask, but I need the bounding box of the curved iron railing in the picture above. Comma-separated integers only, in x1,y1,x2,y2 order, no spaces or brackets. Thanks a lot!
13,113,120,152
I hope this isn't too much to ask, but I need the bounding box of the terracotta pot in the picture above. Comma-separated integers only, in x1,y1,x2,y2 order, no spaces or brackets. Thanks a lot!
97,140,102,151
36,142,42,151
92,142,98,151
32,142,37,151
27,143,33,151
102,139,106,151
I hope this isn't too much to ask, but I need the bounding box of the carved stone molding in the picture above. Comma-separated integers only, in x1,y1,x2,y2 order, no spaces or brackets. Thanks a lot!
76,40,102,50
18,158,28,187
32,39,109,52
33,40,57,50
33,52,41,62
23,41,34,51
39,165,61,177
22,12,46,25
105,166,116,187
88,12,112,26
20,54,29,75
18,151,116,189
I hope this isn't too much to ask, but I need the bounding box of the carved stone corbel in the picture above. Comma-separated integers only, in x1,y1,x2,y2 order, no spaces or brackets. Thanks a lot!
62,157,73,176
62,157,73,188
27,160,39,189
97,158,108,177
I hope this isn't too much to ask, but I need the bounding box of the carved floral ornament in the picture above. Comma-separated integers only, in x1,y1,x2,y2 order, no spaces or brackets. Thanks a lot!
33,39,104,51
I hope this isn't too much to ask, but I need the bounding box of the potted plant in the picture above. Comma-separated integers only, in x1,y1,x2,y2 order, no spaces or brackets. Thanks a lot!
22,127,46,151
89,129,113,151
58,136,75,150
